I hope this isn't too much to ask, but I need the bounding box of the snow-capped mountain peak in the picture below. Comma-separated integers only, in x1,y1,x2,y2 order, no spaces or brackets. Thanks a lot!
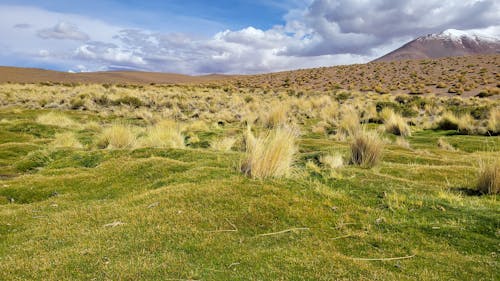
427,29,499,43
374,28,500,62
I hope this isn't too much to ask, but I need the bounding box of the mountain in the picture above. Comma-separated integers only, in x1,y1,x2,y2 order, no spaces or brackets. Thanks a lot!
374,29,500,62
0,66,232,84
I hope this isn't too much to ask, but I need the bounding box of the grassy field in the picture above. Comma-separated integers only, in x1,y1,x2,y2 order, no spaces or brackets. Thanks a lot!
0,82,499,280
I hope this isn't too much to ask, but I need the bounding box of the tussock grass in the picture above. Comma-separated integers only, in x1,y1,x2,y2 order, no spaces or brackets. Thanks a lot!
37,112,79,128
487,107,500,134
241,127,297,178
435,112,459,130
338,110,361,138
456,114,478,135
477,160,499,194
141,120,185,149
384,111,411,137
320,153,344,169
264,105,288,128
51,132,83,149
394,137,411,149
350,130,384,168
97,123,137,149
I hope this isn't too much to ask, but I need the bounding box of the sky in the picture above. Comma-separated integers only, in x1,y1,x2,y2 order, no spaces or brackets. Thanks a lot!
0,0,499,74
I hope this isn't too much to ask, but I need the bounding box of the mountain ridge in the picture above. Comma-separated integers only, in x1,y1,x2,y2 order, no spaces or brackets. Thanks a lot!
374,29,500,62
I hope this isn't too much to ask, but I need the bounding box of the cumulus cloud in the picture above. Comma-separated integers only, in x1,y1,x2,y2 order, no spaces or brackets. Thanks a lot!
37,22,90,41
283,0,500,56
0,1,499,74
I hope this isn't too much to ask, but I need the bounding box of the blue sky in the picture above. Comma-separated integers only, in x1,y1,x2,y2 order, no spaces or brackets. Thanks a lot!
2,0,301,32
0,0,498,74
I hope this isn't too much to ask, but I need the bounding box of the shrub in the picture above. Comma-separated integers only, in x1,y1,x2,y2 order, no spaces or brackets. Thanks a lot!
350,130,384,168
477,161,499,195
241,127,297,178
97,124,137,149
51,132,83,148
141,120,185,148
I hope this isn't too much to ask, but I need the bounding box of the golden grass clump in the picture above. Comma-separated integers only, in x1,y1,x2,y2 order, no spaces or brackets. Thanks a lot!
241,127,297,178
350,130,384,168
37,112,79,128
384,111,411,137
477,160,499,195
51,132,83,149
320,153,344,169
394,137,411,149
141,120,185,148
487,107,500,134
264,105,288,128
435,111,459,130
97,124,137,149
379,107,395,122
337,110,361,138
211,137,236,152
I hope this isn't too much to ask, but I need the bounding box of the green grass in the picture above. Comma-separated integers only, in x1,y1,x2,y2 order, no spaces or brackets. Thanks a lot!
0,109,499,280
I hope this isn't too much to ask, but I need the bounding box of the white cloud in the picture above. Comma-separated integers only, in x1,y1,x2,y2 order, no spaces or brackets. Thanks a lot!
0,1,499,74
37,22,90,41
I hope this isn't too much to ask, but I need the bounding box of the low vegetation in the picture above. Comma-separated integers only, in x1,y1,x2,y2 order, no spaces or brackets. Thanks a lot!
0,58,499,280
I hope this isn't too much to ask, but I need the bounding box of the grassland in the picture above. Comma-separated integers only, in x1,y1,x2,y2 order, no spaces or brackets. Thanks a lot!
0,69,499,280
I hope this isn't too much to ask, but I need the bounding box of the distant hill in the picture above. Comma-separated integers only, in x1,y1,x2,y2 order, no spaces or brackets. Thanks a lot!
374,29,500,62
0,66,232,84
1,54,499,98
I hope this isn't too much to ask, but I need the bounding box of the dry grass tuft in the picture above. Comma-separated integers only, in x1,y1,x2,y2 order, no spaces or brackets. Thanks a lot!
211,137,236,152
435,112,459,130
350,130,384,168
141,120,185,148
37,112,79,128
487,107,500,134
264,105,288,128
384,111,411,137
320,153,344,169
477,160,499,195
51,132,83,149
394,137,411,149
97,124,137,149
241,127,297,178
338,110,361,138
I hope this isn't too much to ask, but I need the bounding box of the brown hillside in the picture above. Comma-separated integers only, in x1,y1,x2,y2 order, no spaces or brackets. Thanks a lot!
0,66,233,85
229,54,500,98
